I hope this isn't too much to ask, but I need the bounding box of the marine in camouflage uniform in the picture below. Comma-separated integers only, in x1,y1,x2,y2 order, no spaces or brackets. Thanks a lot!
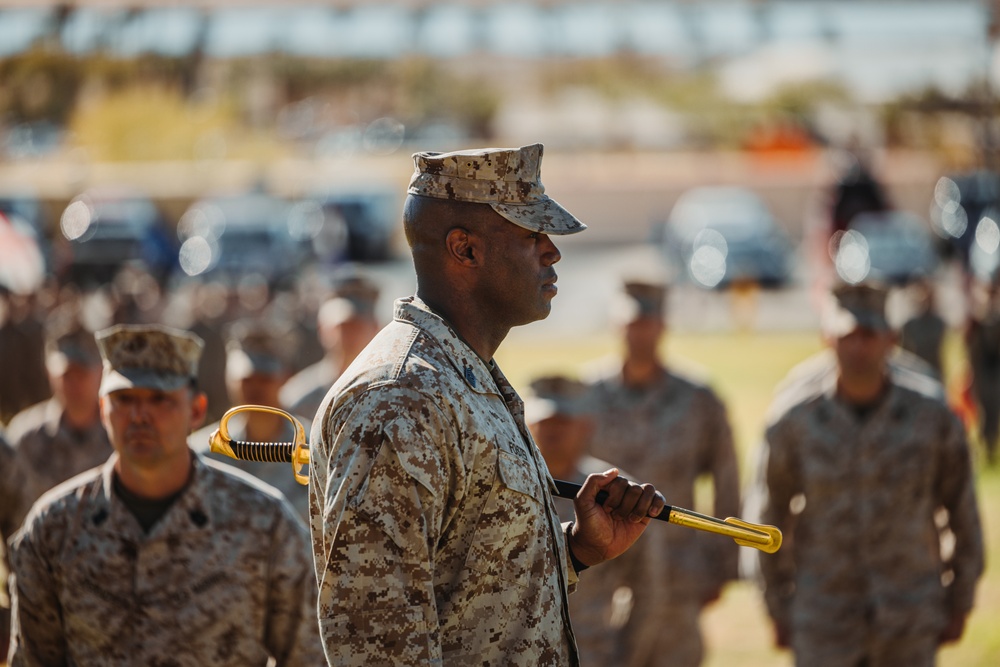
586,281,741,667
751,283,984,667
191,319,311,520
311,144,665,667
3,319,112,530
279,269,380,420
8,324,324,666
1,311,113,649
526,376,661,667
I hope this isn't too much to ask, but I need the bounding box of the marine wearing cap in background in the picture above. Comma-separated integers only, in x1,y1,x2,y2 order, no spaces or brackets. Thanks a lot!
526,374,661,667
586,277,741,667
1,313,112,661
4,316,111,518
8,322,324,666
750,279,984,666
280,267,381,418
326,264,380,315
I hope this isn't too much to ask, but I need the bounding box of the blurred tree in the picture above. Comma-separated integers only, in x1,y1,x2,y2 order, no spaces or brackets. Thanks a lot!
0,50,83,125
68,86,283,162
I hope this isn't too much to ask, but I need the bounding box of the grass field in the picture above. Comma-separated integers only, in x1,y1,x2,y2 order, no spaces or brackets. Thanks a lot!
3,329,994,665
497,329,1000,667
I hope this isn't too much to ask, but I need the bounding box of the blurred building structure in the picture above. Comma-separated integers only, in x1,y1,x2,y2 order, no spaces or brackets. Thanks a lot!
0,2,991,105
0,0,995,278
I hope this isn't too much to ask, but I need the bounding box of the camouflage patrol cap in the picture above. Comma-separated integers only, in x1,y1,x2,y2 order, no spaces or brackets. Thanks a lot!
96,324,204,396
45,318,102,374
611,280,668,324
822,282,890,337
225,320,296,381
407,143,587,235
327,265,379,319
624,281,667,317
524,375,592,424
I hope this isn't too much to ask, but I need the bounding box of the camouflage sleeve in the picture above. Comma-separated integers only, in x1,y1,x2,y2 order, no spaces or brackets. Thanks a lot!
264,507,326,666
758,420,800,630
702,393,741,585
935,413,985,617
7,515,68,666
314,387,456,665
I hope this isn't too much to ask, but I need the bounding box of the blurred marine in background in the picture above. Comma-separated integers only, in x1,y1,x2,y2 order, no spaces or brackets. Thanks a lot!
2,312,111,526
586,280,741,667
751,282,984,667
526,375,661,667
279,267,380,419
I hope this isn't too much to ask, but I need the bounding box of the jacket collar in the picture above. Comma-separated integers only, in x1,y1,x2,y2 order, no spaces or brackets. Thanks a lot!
394,296,504,398
822,371,907,424
94,451,215,542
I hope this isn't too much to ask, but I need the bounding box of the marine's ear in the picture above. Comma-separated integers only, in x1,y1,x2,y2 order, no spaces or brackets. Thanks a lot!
445,226,483,267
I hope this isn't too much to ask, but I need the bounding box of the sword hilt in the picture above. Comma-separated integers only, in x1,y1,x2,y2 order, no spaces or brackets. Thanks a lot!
208,405,310,485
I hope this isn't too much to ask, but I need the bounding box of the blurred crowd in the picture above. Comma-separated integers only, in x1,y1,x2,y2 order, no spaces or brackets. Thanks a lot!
0,149,997,665
0,261,992,666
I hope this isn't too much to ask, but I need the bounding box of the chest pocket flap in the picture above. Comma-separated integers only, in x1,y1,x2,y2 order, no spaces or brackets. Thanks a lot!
497,448,540,500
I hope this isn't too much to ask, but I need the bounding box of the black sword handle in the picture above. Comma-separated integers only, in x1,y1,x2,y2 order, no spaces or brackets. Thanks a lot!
228,440,296,464
552,479,674,522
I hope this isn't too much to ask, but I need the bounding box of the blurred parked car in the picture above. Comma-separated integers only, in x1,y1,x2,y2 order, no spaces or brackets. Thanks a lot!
836,211,939,285
59,187,178,287
930,171,1000,269
661,186,794,289
967,206,1000,283
176,191,308,286
309,189,399,263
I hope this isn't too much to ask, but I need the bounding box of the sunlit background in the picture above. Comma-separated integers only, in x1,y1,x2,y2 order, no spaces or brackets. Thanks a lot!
2,0,999,325
2,2,1000,666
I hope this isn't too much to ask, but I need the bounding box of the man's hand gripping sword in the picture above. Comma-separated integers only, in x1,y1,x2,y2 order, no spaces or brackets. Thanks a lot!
210,405,781,554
